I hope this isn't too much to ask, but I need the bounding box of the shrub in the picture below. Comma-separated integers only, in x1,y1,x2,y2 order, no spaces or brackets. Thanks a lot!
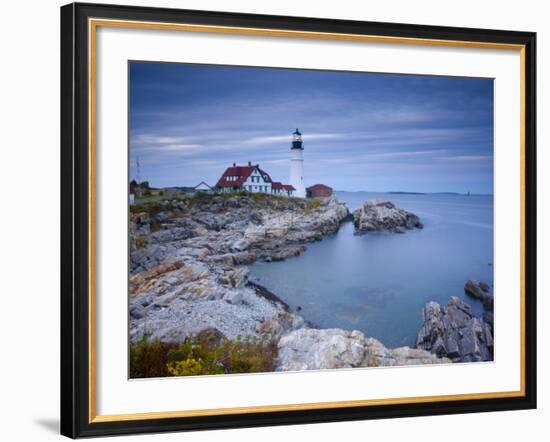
130,202,164,216
134,237,147,249
167,358,210,376
129,330,278,378
188,191,212,207
129,336,179,378
304,199,321,214
251,193,268,202
166,332,277,376
168,210,187,220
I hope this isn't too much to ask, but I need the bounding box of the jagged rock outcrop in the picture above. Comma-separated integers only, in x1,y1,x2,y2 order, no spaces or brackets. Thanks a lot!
129,195,349,343
415,296,493,362
130,195,349,274
464,280,494,332
276,328,450,371
464,280,494,309
352,200,423,234
129,266,295,343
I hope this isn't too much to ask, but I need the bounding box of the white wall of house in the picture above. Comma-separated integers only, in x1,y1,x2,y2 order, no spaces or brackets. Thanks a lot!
243,168,272,193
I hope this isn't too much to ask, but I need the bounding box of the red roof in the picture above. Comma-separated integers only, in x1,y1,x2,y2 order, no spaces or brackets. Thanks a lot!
216,165,254,187
216,164,274,187
283,185,295,191
271,182,283,190
307,184,332,192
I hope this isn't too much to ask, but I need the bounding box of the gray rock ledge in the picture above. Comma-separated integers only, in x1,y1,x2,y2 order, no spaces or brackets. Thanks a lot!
416,296,493,363
277,328,450,371
353,199,423,234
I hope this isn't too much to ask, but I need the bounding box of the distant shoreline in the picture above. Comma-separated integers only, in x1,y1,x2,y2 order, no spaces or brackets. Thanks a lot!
335,190,494,196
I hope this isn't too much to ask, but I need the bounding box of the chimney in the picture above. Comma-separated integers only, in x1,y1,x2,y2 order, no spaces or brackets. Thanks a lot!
233,162,236,167
248,161,251,166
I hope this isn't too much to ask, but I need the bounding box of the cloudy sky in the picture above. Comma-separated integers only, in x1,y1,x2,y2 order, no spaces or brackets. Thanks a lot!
129,62,494,193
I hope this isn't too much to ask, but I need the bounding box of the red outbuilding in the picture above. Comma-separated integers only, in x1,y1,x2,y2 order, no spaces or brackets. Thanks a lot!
306,184,333,198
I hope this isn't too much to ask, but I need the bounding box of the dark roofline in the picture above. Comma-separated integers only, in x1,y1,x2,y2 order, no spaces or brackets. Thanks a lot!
307,184,332,190
194,181,213,189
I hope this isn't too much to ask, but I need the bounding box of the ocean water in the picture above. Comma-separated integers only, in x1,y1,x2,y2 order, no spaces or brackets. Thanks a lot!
249,192,494,348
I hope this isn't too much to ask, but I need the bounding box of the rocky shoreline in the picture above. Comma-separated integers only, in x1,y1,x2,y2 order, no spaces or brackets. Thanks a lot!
129,194,348,347
129,193,491,372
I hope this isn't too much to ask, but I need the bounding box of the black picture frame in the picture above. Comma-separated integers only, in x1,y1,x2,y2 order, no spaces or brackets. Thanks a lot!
61,2,537,438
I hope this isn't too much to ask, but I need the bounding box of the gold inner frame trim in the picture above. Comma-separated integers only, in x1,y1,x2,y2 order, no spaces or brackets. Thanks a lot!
88,17,527,424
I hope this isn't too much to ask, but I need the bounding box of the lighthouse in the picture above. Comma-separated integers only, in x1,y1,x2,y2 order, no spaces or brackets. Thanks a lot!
289,128,306,198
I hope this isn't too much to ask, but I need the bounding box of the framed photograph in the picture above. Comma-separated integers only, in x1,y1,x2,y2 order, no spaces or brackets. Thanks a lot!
60,2,537,438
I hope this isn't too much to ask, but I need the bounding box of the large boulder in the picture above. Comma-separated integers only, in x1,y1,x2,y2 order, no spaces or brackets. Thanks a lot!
276,328,450,371
416,296,493,362
352,200,423,234
276,328,369,371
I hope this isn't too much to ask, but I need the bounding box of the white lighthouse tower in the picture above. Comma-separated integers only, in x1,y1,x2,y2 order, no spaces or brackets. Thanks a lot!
289,128,306,197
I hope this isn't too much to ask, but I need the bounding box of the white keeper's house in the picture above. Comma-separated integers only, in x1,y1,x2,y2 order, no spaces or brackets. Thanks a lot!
215,162,295,197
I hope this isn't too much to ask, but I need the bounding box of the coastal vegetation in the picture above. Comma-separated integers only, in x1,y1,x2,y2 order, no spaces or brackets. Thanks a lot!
304,199,321,214
130,191,292,216
130,329,277,378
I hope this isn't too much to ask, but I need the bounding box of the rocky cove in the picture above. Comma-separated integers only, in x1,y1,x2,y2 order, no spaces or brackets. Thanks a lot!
129,193,493,374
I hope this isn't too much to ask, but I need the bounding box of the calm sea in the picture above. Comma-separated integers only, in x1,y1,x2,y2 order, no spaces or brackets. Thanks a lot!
249,191,494,348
